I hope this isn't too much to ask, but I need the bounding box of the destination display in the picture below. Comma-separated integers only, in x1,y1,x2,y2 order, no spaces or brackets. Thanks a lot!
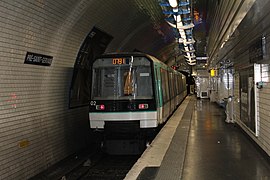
112,58,129,65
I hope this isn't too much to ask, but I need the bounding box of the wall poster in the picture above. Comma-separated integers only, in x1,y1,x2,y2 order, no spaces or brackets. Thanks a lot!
239,65,256,134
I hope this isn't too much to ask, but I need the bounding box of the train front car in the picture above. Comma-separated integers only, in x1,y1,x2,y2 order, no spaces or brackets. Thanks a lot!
89,53,156,154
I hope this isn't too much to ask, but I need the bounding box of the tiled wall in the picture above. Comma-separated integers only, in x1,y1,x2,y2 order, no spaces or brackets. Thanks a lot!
233,73,240,123
257,65,270,154
0,1,92,179
0,0,168,179
234,66,270,157
210,0,270,157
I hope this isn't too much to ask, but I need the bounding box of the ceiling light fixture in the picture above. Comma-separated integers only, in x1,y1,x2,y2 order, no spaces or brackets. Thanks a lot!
168,0,178,8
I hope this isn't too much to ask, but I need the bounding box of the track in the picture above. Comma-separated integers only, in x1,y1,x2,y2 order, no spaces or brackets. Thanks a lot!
63,127,161,180
82,153,140,180
65,151,140,180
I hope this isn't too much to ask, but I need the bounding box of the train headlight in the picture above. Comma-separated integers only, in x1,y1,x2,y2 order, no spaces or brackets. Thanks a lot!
139,104,148,109
96,104,105,110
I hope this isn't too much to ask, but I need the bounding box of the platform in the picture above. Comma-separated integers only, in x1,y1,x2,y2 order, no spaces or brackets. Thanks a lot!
125,96,270,180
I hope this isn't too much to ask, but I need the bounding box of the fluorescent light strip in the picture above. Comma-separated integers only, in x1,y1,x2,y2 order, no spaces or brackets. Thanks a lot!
168,0,178,8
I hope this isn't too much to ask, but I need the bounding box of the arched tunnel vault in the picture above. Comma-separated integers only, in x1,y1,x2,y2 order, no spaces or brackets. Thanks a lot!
0,0,180,179
1,0,268,179
66,0,178,61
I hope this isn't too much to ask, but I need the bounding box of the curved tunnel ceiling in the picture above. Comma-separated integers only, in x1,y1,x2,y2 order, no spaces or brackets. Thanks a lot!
68,0,179,64
9,0,208,69
3,0,256,73
2,1,268,179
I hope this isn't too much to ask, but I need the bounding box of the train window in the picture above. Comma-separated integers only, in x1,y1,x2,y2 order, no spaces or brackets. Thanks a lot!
168,72,175,99
91,57,153,100
136,67,153,97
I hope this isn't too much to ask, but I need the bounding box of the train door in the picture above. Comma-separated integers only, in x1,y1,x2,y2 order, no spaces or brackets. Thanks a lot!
168,71,175,113
154,65,162,124
160,68,170,122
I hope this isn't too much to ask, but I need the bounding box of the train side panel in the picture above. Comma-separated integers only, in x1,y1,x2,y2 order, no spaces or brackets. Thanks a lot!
152,60,187,125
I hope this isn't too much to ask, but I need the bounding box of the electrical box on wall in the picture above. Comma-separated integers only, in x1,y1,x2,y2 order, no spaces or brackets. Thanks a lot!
201,91,209,98
196,77,209,99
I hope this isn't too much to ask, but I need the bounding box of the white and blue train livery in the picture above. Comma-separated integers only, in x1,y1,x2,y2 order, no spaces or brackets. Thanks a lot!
89,52,187,142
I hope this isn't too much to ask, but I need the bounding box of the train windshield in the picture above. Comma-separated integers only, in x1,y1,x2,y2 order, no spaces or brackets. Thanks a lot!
92,56,153,100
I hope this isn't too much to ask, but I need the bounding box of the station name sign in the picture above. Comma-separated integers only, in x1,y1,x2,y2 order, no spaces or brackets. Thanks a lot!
24,52,53,66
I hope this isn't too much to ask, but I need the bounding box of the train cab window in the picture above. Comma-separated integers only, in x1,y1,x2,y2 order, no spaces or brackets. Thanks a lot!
91,56,153,100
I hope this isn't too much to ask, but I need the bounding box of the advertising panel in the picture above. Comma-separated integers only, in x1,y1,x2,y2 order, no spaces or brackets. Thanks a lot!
239,66,255,133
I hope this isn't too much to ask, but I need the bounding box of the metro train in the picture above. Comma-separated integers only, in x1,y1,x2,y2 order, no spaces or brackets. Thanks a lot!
89,52,187,152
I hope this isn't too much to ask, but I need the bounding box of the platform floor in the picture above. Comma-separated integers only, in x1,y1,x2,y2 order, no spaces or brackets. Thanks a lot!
125,96,270,180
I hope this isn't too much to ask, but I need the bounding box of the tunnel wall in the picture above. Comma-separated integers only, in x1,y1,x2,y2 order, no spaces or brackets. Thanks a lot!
211,0,270,157
0,0,173,179
233,1,270,157
0,1,93,179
